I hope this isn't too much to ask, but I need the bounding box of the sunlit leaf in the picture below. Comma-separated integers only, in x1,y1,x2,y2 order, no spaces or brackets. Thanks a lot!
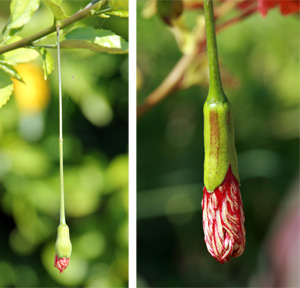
106,10,128,17
35,47,54,79
105,0,129,18
5,0,40,36
3,48,39,65
43,0,68,20
0,70,14,109
60,27,128,54
2,37,40,64
0,60,24,83
109,0,128,12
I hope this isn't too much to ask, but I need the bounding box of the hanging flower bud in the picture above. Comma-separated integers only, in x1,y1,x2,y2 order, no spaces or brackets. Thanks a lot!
202,0,245,263
202,99,246,263
54,224,72,273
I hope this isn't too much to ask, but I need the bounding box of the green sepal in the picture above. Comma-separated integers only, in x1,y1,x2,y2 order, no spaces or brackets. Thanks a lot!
203,97,240,192
55,224,72,258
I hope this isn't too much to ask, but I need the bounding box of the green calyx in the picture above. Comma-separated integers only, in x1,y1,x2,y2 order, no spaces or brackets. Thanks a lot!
55,224,72,258
203,98,240,192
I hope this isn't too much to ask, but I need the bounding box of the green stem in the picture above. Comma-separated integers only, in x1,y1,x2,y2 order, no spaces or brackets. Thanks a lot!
59,141,66,225
0,0,103,55
57,24,66,226
203,0,226,102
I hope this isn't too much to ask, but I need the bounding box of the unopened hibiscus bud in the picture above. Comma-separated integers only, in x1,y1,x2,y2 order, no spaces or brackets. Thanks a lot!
203,0,246,263
202,99,246,263
54,224,72,273
202,166,245,263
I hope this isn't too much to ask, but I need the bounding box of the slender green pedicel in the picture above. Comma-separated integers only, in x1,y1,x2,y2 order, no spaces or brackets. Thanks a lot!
55,23,72,266
57,22,66,227
203,0,239,192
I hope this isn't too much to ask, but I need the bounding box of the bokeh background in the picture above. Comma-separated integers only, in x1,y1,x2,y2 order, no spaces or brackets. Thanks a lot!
0,1,128,287
137,1,299,287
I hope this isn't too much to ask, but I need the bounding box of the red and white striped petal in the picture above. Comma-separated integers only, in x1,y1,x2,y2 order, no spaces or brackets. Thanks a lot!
202,166,246,263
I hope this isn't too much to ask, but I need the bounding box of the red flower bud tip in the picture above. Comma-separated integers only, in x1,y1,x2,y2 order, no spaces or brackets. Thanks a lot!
202,166,246,263
54,254,70,273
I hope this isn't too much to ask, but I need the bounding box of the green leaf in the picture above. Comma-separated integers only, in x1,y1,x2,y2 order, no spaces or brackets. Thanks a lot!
3,48,39,65
5,0,40,36
0,70,14,109
106,10,128,18
35,47,54,79
157,0,183,26
60,27,128,54
109,0,128,11
1,36,39,64
107,0,128,17
0,60,24,83
43,0,68,20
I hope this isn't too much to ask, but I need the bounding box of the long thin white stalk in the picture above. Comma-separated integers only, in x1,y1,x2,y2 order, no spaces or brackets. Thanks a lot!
57,23,66,225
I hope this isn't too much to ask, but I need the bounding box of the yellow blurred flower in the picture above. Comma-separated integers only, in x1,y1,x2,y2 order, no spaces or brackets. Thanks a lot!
13,63,50,113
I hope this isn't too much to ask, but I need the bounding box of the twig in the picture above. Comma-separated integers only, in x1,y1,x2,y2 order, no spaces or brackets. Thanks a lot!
0,0,103,55
137,6,257,119
217,6,257,32
137,52,196,118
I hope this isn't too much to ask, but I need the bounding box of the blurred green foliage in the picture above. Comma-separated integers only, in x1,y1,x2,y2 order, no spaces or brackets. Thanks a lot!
0,1,128,287
137,2,299,287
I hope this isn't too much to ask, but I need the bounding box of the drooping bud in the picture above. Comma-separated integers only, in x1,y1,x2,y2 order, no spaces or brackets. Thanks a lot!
202,0,245,263
54,224,72,273
202,166,245,263
202,98,245,262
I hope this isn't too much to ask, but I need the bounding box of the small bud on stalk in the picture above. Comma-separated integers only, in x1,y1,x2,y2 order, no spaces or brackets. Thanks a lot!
54,23,72,273
54,224,72,273
202,0,245,262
